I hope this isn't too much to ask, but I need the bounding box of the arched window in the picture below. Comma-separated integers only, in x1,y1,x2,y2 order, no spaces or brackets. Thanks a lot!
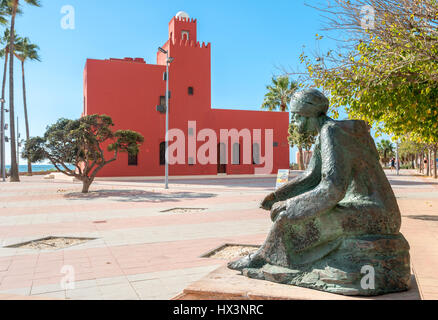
232,143,240,165
182,31,189,40
217,143,227,173
159,142,166,165
252,143,260,165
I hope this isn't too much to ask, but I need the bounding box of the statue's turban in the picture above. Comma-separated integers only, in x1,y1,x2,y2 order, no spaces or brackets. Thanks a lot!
290,89,329,117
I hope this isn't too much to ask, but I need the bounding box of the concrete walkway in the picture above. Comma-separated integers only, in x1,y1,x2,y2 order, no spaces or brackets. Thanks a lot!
0,171,436,300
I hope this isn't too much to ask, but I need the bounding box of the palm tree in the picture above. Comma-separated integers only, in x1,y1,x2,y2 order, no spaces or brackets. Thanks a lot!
261,76,299,112
1,30,22,117
15,37,39,176
377,139,394,165
262,75,300,168
288,122,316,170
0,1,13,180
7,0,41,182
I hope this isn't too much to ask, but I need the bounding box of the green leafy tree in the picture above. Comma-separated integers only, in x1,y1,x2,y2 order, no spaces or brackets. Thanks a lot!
15,36,40,176
261,76,299,112
288,123,316,170
7,0,41,182
299,0,438,150
22,114,144,193
398,136,425,168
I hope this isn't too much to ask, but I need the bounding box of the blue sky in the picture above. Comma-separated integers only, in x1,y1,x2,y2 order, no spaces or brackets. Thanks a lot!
4,0,352,165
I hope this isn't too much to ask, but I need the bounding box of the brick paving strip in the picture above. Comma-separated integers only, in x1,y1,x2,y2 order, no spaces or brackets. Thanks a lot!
0,171,436,300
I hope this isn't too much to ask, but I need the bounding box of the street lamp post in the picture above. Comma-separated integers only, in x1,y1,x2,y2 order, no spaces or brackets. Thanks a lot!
158,47,174,189
396,139,400,176
0,97,5,182
16,116,20,169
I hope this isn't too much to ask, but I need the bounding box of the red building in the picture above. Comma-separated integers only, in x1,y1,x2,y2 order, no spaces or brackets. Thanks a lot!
83,12,289,177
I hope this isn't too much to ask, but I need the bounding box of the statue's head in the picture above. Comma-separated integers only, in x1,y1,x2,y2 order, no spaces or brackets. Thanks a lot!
290,89,329,134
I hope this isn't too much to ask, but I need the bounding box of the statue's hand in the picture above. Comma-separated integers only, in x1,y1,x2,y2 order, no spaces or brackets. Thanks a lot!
270,200,288,222
260,192,277,210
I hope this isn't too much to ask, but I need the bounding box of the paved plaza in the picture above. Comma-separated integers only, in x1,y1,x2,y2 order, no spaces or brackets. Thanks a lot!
0,171,437,300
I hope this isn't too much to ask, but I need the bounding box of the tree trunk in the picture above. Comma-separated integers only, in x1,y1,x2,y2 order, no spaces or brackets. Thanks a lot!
81,178,92,193
298,147,304,170
417,154,420,170
427,149,431,176
21,61,31,176
0,48,8,180
8,1,19,182
434,148,437,179
420,152,424,174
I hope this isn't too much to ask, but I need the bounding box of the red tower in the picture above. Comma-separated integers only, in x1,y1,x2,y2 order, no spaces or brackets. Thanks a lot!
83,13,289,177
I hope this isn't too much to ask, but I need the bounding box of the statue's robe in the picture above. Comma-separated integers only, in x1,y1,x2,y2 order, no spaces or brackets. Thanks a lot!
229,119,411,296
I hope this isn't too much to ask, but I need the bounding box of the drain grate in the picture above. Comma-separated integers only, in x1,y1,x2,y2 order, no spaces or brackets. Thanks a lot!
160,208,207,214
5,236,96,250
201,244,259,260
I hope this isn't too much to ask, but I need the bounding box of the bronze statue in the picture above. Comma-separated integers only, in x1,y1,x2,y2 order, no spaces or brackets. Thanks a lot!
229,89,411,296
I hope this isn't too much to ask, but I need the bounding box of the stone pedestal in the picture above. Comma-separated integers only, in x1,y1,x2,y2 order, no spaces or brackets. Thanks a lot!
173,266,420,300
238,234,412,296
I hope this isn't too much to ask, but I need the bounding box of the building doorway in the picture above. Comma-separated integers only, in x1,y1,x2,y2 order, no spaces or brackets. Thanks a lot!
217,143,226,174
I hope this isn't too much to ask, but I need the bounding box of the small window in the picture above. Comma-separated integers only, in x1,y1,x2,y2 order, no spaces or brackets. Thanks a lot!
128,154,138,166
188,87,194,95
253,143,260,165
182,30,190,40
232,143,240,165
160,96,165,107
160,142,166,165
219,143,227,165
273,142,279,147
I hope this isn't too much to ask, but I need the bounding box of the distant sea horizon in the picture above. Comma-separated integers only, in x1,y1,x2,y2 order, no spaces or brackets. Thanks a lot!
5,164,74,173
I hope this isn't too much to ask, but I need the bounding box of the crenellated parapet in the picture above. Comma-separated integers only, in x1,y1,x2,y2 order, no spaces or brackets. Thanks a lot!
174,16,197,23
173,38,211,49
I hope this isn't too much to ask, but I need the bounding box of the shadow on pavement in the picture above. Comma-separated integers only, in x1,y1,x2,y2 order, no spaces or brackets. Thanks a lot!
63,189,217,203
405,215,438,221
105,177,290,189
388,179,433,186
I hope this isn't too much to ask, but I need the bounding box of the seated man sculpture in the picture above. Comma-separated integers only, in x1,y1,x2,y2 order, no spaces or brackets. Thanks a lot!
229,89,411,296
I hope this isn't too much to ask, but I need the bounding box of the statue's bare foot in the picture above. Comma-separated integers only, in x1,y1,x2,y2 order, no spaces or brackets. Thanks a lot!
228,253,265,271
